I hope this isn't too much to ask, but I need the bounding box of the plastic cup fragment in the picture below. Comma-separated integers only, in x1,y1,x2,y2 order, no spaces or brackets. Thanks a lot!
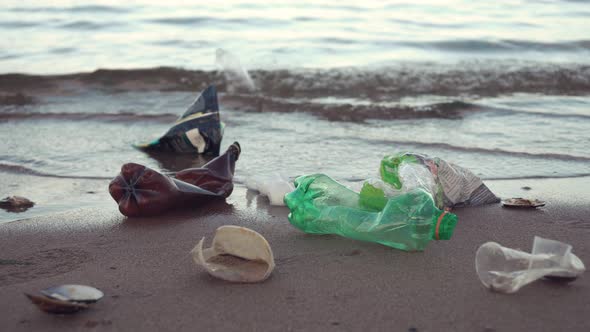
191,226,275,283
475,236,585,294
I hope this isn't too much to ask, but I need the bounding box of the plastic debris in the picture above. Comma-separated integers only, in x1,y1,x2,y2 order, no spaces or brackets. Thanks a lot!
0,196,35,212
136,85,223,155
246,173,294,206
362,152,499,210
191,225,275,283
284,174,457,251
502,198,545,208
109,142,240,217
25,285,104,314
475,236,585,294
215,48,256,92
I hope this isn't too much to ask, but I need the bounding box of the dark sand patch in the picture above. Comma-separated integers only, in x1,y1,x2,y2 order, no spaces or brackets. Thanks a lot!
0,247,91,286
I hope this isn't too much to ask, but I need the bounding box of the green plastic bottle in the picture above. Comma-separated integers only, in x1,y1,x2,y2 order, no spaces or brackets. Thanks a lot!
366,152,445,209
284,174,457,251
379,152,419,189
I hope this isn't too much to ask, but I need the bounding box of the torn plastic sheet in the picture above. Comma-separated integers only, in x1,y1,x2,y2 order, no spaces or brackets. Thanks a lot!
363,152,500,209
136,85,223,155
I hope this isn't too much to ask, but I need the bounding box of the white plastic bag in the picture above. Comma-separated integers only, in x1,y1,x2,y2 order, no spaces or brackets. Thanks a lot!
246,173,294,206
475,236,585,294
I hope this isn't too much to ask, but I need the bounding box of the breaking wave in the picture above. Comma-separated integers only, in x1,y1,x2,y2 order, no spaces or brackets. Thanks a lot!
0,111,177,123
0,163,111,180
1,62,590,99
345,138,590,163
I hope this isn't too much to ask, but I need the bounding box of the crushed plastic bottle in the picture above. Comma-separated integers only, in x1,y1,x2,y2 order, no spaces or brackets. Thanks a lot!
283,174,457,251
109,142,240,217
135,85,223,155
475,236,585,294
362,152,499,209
246,173,294,206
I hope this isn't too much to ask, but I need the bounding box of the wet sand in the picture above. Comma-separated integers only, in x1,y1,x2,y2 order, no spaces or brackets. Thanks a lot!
0,176,589,331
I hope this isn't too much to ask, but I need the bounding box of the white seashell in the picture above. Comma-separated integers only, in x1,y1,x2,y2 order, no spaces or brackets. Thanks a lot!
25,293,89,314
40,284,104,303
191,226,275,283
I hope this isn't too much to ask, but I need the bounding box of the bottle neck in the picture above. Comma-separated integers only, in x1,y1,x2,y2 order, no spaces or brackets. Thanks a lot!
431,208,457,241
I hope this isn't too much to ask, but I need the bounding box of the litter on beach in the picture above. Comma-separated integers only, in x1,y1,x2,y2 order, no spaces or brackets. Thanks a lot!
26,285,104,315
109,142,240,217
215,48,256,93
501,198,546,208
284,174,457,251
191,225,275,283
245,173,294,206
363,152,500,210
475,236,585,294
135,85,224,155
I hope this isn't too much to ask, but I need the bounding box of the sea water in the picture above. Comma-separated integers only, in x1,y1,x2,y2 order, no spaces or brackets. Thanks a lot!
1,0,589,221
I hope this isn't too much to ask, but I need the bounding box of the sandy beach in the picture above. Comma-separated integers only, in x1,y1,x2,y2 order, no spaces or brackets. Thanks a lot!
2,1,590,331
1,174,589,332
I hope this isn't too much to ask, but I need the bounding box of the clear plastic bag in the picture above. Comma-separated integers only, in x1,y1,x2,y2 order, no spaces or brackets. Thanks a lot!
215,48,255,93
362,152,499,209
246,173,294,206
475,236,585,293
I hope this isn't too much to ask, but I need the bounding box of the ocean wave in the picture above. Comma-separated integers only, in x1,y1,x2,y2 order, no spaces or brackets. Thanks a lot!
0,20,39,28
495,108,590,120
58,20,121,30
1,63,589,124
1,94,589,125
6,5,129,14
221,96,483,121
146,16,283,27
0,163,110,180
0,111,177,123
2,62,588,99
340,138,590,163
0,100,478,123
391,39,590,52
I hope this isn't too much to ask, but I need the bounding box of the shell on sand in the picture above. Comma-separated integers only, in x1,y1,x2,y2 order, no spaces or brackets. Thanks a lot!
502,198,545,208
25,293,89,314
191,226,275,283
26,284,103,314
41,284,104,303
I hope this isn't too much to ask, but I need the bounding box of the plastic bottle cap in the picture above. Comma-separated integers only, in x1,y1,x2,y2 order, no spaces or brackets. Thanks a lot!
435,210,458,240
